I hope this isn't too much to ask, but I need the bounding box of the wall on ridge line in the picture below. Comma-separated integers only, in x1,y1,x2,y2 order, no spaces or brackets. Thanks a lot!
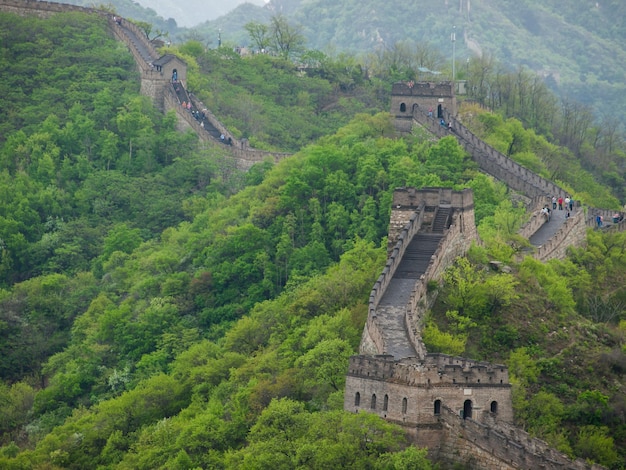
402,207,476,355
534,209,587,261
361,207,425,355
435,406,605,470
517,196,551,240
164,86,291,171
0,0,96,18
361,188,477,357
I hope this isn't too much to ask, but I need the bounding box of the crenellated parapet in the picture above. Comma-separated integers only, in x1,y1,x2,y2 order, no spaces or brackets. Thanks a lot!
345,353,513,427
391,82,457,134
344,184,608,468
393,82,626,246
1,0,293,171
360,188,477,357
0,0,97,18
436,405,605,470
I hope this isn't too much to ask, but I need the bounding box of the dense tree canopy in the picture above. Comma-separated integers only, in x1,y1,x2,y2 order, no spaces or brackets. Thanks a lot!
0,9,625,470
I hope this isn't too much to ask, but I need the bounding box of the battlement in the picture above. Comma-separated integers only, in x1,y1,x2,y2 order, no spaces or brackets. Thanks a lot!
0,0,100,18
348,354,509,388
391,81,455,97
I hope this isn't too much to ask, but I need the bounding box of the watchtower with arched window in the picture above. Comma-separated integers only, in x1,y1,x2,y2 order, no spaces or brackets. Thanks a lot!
391,81,457,134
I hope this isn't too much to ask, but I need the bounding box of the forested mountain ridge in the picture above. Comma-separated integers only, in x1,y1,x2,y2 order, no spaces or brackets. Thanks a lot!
216,0,626,122
0,7,625,470
75,0,626,129
61,0,626,195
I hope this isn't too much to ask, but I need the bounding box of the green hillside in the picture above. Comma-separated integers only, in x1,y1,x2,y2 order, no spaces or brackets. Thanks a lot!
0,9,625,470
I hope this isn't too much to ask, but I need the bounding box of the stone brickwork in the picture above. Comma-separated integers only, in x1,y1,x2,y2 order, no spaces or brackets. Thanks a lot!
435,406,605,470
346,186,605,469
0,0,95,18
391,82,457,133
397,83,626,242
345,354,513,426
534,209,587,262
361,188,477,358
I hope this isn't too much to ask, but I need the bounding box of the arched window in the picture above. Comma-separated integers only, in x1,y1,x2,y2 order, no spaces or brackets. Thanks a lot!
463,400,472,419
400,103,406,112
383,394,389,411
434,399,441,415
354,392,360,407
402,397,408,414
490,401,498,413
371,394,377,410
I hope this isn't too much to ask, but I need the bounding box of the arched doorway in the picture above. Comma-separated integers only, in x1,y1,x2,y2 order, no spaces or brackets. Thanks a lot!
400,103,406,112
434,399,441,415
172,68,178,82
490,401,498,413
463,399,472,419
437,104,443,118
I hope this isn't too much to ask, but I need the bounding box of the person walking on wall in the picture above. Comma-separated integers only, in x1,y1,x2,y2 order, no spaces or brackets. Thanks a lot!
558,196,563,210
552,196,557,210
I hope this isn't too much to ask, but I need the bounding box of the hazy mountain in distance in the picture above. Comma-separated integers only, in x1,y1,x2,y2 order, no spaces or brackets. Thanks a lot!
131,0,266,27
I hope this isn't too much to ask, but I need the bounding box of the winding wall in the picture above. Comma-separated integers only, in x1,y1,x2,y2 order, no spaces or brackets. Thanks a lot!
0,0,291,171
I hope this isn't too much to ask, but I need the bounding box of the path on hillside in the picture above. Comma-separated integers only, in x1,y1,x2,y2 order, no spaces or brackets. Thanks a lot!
529,204,570,247
113,18,158,63
377,233,443,359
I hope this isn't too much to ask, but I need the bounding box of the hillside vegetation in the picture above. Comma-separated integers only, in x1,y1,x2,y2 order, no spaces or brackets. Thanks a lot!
0,9,625,470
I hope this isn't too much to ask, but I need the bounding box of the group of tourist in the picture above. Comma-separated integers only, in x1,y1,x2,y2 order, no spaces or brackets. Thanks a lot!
597,213,625,227
542,195,576,222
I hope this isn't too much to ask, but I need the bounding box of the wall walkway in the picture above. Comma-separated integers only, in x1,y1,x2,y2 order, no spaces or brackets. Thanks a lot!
0,0,291,171
410,105,625,260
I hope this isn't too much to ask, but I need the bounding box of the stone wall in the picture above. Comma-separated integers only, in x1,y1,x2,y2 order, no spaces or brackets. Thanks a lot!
345,354,513,429
391,81,457,130
401,90,626,236
362,188,477,357
517,196,550,240
534,209,587,261
435,406,604,470
0,0,96,17
166,86,292,170
362,207,425,355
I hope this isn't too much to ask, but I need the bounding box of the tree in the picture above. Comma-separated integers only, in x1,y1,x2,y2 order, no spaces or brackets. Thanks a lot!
574,426,620,468
245,21,271,52
131,20,167,41
270,15,306,59
295,338,353,393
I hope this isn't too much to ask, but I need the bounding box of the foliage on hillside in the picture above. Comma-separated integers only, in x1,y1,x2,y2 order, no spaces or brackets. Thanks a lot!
425,234,626,467
1,9,626,470
163,41,387,152
458,103,622,209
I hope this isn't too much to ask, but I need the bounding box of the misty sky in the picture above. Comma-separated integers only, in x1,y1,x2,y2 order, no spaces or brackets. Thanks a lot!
133,0,267,27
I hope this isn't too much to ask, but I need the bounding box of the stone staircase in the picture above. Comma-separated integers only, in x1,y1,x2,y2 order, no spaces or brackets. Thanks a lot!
376,232,444,359
432,207,451,233
392,233,444,281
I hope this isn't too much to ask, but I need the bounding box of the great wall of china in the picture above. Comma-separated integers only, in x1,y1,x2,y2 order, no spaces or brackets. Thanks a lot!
1,3,623,468
343,82,623,468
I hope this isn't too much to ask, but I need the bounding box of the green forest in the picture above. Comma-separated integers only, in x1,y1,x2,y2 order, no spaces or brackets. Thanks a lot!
0,9,625,470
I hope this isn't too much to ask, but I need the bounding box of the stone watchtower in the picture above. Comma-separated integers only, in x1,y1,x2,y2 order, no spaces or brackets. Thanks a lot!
143,54,187,112
391,81,457,134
